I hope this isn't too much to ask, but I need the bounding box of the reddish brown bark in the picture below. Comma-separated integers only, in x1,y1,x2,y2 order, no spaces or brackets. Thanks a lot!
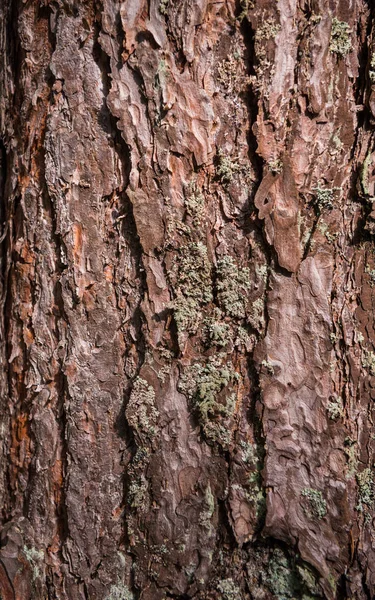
1,0,375,599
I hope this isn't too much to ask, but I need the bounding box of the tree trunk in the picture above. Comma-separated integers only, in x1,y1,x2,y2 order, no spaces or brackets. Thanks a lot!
0,0,375,598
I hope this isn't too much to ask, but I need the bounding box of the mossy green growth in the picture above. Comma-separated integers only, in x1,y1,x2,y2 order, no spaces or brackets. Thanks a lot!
329,18,352,57
217,578,242,600
301,488,327,519
126,378,159,444
106,583,134,600
356,467,374,511
179,356,238,447
216,256,250,319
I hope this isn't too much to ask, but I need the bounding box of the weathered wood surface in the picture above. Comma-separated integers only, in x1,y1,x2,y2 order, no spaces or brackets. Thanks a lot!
1,0,375,598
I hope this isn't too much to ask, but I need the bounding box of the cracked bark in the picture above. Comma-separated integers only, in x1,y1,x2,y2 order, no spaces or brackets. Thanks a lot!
1,0,375,598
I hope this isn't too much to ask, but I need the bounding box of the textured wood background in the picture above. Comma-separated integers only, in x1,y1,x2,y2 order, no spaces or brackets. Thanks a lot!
1,0,375,598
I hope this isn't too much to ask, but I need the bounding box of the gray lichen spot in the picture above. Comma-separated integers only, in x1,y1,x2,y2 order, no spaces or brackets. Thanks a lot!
329,18,352,57
301,488,327,519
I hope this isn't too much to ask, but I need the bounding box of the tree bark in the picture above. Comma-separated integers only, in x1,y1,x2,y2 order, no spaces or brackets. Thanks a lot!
0,0,375,598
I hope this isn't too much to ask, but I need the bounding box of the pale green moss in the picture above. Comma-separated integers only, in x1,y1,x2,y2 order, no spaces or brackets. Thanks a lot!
216,256,250,319
301,488,327,519
238,0,254,22
248,298,265,330
329,18,352,57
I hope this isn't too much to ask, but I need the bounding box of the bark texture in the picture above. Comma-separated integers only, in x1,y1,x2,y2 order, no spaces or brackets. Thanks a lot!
1,0,375,598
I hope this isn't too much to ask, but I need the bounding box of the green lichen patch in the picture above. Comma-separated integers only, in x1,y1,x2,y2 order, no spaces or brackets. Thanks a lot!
301,488,327,520
179,356,239,448
172,242,212,303
199,483,215,530
246,545,321,600
329,18,352,57
23,546,44,581
356,467,374,512
170,242,213,342
327,396,343,420
184,181,205,226
215,256,251,319
362,349,375,375
248,298,265,331
203,310,231,348
127,447,151,510
159,0,168,15
106,583,134,600
313,186,340,212
237,0,254,22
215,149,251,185
217,578,242,600
370,52,375,83
216,52,250,95
126,378,159,444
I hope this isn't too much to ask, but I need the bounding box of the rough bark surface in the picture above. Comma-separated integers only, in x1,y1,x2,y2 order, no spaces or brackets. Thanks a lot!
1,0,375,598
